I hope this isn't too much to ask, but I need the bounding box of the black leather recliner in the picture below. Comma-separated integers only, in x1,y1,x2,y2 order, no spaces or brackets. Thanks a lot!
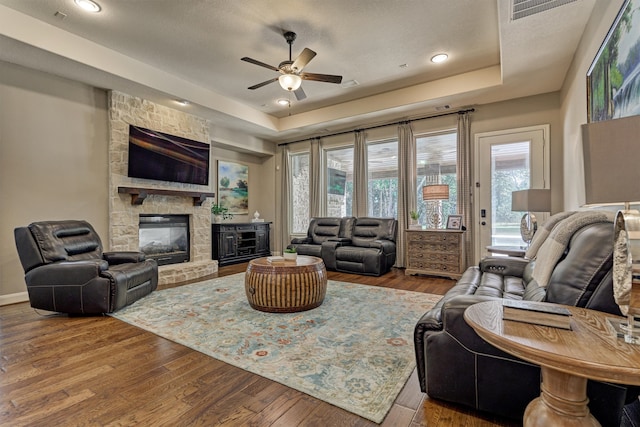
14,220,158,314
289,216,397,276
414,211,640,426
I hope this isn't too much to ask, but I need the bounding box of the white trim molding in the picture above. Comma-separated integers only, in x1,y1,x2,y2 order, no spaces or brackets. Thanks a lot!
0,291,29,306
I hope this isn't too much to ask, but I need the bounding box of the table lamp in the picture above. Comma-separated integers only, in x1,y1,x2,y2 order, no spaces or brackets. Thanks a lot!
511,189,551,246
582,115,640,344
423,184,449,229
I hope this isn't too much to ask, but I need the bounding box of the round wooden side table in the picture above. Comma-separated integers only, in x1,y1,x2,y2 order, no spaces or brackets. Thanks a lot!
464,300,640,427
245,255,327,313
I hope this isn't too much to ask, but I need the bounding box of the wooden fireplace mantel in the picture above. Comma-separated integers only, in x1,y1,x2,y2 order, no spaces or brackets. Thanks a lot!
118,186,215,206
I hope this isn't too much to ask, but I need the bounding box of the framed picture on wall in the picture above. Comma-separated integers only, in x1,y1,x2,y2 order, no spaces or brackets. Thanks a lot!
587,0,640,122
217,160,249,214
446,215,463,230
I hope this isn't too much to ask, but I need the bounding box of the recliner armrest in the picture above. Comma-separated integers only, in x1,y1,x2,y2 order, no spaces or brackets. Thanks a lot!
103,251,145,264
290,237,311,244
370,239,395,253
24,260,109,285
479,256,528,277
321,240,343,270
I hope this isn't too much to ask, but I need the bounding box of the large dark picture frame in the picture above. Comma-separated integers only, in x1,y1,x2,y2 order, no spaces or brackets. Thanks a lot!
587,0,640,122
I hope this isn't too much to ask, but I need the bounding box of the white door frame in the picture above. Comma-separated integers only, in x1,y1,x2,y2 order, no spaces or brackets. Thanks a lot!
473,125,550,264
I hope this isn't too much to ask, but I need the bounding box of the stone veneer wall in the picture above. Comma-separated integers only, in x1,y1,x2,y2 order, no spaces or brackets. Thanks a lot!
108,91,217,285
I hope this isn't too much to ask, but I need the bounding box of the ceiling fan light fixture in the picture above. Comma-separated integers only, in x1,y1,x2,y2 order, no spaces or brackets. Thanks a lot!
279,73,302,91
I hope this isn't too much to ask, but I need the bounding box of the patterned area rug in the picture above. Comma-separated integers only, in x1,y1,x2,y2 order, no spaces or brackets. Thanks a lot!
110,273,440,423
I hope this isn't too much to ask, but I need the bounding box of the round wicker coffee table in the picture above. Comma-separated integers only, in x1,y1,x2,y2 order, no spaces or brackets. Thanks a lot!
245,255,327,313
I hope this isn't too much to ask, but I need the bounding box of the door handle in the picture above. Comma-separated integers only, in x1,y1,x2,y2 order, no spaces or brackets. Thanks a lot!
481,221,486,226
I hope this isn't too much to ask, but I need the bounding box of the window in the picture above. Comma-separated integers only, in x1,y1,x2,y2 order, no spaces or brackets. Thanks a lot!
326,147,353,217
491,141,530,246
291,153,310,234
416,131,457,228
367,140,398,218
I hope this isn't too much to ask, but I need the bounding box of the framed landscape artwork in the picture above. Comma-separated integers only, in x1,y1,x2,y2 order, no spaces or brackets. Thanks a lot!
217,160,249,214
587,0,640,122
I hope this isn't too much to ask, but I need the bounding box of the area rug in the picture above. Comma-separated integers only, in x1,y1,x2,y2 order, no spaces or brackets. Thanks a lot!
110,273,440,423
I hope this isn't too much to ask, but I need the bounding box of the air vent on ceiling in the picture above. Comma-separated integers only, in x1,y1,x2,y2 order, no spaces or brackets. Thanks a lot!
512,0,577,20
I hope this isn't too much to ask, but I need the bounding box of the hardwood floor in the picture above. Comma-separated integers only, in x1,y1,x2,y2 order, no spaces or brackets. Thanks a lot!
0,265,520,426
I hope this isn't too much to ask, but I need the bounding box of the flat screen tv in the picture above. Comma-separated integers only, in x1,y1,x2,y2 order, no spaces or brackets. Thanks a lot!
127,125,210,185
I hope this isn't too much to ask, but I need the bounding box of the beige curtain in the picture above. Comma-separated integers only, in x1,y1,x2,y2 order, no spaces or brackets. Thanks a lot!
396,122,416,268
280,145,291,253
352,130,368,217
457,112,472,269
309,138,323,217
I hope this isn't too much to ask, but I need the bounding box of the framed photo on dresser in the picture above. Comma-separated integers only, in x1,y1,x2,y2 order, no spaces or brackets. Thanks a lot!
446,215,463,230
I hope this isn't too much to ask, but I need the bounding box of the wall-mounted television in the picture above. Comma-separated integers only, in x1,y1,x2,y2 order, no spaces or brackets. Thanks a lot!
127,125,210,185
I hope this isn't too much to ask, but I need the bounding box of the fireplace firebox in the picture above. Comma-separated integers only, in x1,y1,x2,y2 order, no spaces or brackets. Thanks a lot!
139,214,189,266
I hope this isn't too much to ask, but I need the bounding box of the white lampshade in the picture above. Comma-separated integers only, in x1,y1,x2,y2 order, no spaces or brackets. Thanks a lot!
279,74,302,91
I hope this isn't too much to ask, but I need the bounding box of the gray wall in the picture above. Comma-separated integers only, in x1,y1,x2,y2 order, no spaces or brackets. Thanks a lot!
0,61,109,300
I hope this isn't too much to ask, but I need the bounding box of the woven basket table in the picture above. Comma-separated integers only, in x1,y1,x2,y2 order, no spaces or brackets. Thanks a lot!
245,256,327,313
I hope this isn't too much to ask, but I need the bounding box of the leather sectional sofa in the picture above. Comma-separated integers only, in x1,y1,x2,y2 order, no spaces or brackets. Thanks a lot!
288,216,397,276
413,211,640,426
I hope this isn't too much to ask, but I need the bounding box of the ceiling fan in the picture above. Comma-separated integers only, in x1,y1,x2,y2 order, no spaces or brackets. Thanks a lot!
241,31,343,101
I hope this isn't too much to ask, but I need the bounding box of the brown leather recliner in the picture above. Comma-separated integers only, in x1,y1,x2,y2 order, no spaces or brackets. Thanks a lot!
14,220,158,314
414,211,640,426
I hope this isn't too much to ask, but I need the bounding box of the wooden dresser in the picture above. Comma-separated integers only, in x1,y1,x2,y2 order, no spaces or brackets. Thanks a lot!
405,229,465,279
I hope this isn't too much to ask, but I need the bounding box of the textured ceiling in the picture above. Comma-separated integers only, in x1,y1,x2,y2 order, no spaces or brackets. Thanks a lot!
0,0,596,143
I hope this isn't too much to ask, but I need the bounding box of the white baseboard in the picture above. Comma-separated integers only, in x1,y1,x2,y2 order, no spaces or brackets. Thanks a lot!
0,291,29,306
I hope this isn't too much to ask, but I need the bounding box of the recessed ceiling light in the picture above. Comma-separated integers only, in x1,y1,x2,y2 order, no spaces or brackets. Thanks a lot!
431,53,448,64
74,0,101,13
277,99,290,106
175,100,189,106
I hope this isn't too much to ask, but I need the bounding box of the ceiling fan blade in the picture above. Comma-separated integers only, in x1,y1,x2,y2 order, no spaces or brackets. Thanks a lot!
301,72,343,84
248,77,278,90
241,57,280,72
294,86,307,101
291,48,317,72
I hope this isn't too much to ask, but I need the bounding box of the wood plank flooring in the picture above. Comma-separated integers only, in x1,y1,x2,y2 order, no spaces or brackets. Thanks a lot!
0,264,521,426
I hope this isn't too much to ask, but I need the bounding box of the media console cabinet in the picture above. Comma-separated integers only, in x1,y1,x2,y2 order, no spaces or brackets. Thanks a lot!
212,222,271,266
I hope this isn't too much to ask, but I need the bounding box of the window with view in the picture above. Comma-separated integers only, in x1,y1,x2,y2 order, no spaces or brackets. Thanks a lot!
326,147,353,217
367,140,398,218
416,131,457,228
290,153,310,234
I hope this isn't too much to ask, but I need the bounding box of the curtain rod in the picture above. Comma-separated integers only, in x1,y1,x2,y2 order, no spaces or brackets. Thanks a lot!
278,107,475,146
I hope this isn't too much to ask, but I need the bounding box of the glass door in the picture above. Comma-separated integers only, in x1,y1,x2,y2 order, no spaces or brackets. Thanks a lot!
474,126,549,261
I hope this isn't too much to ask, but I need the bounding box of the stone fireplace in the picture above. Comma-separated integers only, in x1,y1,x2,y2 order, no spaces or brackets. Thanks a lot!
107,91,218,285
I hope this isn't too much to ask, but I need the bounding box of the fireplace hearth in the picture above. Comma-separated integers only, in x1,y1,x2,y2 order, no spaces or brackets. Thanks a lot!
139,214,189,266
